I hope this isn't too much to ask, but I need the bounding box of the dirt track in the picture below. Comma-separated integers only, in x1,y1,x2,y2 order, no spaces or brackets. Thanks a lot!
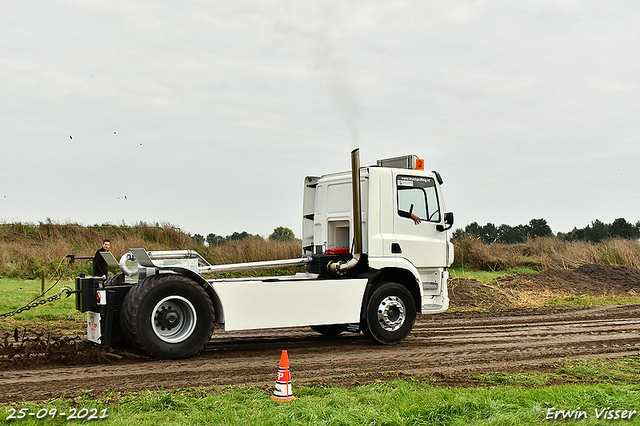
2,303,640,403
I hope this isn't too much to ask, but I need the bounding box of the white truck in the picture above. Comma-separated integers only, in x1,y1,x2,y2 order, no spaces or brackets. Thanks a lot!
74,149,454,359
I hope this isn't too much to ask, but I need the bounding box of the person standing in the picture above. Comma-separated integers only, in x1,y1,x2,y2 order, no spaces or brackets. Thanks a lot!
93,239,111,279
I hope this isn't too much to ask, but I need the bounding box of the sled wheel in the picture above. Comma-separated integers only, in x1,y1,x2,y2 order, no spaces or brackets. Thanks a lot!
120,274,214,359
364,282,416,345
310,324,348,336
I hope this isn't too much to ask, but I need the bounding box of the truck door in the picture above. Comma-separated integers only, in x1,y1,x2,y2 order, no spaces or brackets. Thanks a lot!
392,173,447,267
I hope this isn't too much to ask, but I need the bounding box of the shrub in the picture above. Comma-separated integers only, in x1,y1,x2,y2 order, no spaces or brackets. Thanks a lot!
453,237,640,271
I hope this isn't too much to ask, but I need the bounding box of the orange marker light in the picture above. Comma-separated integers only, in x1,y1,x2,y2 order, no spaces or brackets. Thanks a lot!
415,159,424,170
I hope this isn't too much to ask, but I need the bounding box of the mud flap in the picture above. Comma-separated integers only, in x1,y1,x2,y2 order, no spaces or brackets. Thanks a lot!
75,277,131,347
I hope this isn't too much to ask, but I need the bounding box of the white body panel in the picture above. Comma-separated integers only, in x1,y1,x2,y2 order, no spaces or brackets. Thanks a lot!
209,276,368,330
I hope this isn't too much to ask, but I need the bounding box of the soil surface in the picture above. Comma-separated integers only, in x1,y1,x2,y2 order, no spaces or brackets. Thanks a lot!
2,264,640,403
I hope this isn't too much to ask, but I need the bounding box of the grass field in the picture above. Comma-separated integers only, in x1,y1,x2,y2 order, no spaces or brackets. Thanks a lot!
449,266,540,282
0,278,84,334
2,365,640,425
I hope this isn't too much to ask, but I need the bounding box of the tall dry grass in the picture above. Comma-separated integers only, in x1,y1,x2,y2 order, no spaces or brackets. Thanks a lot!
3,221,638,279
453,236,640,271
0,221,300,279
202,238,300,265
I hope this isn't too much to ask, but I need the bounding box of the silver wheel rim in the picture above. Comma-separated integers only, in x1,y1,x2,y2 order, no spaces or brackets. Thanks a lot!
152,296,197,343
376,295,406,332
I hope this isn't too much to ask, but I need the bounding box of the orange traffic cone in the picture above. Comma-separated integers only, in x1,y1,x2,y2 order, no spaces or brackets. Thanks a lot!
271,350,296,401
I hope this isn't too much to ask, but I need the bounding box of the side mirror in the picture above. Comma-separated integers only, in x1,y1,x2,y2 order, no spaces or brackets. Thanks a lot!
436,212,454,232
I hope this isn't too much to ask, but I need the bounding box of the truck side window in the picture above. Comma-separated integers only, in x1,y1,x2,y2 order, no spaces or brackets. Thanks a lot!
397,176,440,222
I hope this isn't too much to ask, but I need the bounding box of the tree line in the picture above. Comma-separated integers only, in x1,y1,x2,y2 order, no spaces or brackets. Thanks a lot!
453,218,640,244
562,218,640,243
191,226,296,246
193,218,640,247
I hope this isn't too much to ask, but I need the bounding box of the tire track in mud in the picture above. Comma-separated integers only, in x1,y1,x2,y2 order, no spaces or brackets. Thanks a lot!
411,305,640,368
2,305,639,403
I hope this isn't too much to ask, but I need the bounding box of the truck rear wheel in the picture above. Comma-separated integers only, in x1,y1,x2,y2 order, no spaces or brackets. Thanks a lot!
363,282,416,345
120,275,214,359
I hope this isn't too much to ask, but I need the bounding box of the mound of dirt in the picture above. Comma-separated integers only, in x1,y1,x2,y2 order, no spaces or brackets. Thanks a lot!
0,329,146,370
450,264,640,309
575,264,640,288
449,278,512,309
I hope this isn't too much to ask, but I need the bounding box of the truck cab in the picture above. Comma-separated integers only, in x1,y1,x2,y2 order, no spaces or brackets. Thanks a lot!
302,154,454,315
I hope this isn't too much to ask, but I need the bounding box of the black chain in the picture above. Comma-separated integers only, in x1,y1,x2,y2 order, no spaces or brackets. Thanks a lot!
0,262,73,321
0,288,72,320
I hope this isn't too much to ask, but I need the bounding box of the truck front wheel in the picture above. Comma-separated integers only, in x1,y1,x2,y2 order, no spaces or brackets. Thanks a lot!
363,282,416,345
120,275,214,359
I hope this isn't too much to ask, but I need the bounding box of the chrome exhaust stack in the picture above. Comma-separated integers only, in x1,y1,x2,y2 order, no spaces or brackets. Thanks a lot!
351,148,364,256
327,148,366,275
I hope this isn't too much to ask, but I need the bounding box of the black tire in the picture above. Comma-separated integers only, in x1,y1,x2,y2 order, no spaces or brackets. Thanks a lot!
310,324,348,336
120,274,214,359
363,282,416,345
104,273,125,286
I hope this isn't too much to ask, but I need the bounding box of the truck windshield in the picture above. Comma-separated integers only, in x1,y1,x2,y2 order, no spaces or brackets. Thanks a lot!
396,175,440,222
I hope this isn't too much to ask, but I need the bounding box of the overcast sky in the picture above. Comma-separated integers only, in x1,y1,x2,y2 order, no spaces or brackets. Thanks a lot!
1,1,639,239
